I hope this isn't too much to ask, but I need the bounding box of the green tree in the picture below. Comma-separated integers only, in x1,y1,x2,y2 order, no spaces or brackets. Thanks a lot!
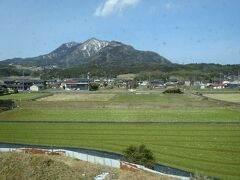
123,144,156,169
89,82,100,91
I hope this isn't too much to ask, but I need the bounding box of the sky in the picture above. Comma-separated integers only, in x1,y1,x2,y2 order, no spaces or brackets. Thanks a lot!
0,0,240,64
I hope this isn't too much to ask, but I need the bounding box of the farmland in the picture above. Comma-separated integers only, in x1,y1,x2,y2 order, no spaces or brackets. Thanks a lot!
0,93,239,122
0,123,239,179
0,92,49,101
38,93,116,101
203,93,240,103
0,91,240,179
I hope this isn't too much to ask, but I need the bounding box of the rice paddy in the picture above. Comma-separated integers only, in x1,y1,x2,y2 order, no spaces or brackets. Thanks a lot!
0,91,239,179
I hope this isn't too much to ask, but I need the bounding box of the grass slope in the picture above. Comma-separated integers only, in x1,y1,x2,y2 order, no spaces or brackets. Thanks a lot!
0,152,173,180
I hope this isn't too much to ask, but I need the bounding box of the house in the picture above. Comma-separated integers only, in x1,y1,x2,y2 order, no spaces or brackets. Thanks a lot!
45,79,61,89
94,79,101,83
225,81,240,89
61,79,89,90
4,79,45,91
150,80,166,89
208,84,225,89
115,79,127,88
222,80,230,85
184,81,191,86
193,81,206,89
30,84,45,91
138,80,150,88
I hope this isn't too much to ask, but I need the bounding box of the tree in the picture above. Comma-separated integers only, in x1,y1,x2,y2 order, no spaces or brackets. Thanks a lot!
163,88,183,94
190,172,214,180
89,82,100,91
0,86,8,96
123,144,156,169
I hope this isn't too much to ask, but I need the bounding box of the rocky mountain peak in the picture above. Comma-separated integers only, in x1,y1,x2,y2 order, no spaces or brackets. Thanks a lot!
64,42,79,48
76,38,109,57
108,41,123,47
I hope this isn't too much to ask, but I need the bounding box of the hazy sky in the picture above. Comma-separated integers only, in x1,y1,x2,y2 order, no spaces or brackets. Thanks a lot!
0,0,239,64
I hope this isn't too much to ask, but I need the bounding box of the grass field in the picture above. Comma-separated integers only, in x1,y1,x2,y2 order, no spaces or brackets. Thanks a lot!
0,123,239,179
0,92,240,179
0,93,239,122
203,93,240,103
0,106,239,122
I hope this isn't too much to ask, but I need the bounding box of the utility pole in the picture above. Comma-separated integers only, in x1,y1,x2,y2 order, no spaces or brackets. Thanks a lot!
87,72,90,91
238,70,240,90
219,72,222,84
22,70,25,91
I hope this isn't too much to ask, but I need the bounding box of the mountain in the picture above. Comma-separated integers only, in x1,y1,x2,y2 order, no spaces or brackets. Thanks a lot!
0,38,171,69
89,41,170,67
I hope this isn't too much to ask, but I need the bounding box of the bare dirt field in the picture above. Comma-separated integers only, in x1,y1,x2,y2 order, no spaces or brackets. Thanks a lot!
37,93,116,102
203,93,240,103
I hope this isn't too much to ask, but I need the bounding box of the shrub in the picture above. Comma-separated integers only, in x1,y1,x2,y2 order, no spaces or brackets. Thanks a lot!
0,100,16,112
163,88,183,94
190,172,215,180
13,89,19,94
123,144,156,169
0,87,9,96
89,82,100,91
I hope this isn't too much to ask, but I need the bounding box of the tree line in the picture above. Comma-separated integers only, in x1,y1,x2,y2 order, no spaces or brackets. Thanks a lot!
1,63,239,81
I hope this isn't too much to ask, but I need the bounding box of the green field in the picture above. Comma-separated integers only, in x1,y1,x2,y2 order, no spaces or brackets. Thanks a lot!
0,123,239,179
0,93,239,122
0,106,239,122
0,92,240,179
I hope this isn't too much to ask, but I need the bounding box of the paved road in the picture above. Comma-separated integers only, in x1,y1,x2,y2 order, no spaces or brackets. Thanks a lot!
0,120,239,124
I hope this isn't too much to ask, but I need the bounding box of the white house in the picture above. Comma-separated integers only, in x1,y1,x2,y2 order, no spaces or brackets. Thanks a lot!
30,84,45,91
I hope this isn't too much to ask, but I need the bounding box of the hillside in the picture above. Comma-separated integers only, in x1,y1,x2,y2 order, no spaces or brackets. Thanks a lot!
0,38,171,68
0,152,174,180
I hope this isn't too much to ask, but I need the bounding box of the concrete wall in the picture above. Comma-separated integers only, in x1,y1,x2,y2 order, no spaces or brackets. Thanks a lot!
0,147,120,169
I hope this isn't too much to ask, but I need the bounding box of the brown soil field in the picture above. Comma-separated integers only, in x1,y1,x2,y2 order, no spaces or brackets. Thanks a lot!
37,93,116,102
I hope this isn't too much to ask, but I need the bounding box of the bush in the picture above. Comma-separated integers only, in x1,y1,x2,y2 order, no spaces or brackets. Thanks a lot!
123,144,156,169
89,82,100,91
0,87,9,96
163,88,183,94
13,89,19,94
0,100,16,112
190,172,215,180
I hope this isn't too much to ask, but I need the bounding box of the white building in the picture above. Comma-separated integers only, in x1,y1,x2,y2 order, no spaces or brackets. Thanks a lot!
30,84,45,91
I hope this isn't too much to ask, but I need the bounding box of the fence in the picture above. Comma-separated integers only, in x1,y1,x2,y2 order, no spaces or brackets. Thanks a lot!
64,149,120,168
